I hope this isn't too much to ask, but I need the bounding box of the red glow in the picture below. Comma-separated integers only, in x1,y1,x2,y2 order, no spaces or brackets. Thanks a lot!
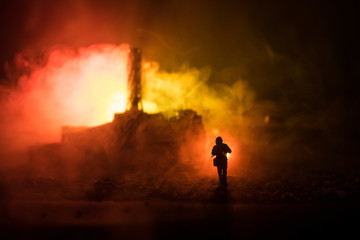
1,44,130,145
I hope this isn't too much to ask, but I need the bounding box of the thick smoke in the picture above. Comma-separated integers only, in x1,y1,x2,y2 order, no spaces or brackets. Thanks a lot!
0,44,349,181
0,43,256,177
0,1,352,180
142,62,255,175
0,44,129,168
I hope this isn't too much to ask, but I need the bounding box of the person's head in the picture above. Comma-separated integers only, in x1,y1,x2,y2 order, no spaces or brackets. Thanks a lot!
216,136,223,145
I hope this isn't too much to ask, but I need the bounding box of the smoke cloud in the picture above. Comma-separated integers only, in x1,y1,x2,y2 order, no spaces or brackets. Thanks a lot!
0,43,256,177
0,0,355,181
142,62,255,174
0,44,129,167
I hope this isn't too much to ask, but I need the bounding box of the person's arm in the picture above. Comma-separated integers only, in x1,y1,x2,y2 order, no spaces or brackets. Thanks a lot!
211,146,217,156
226,144,232,153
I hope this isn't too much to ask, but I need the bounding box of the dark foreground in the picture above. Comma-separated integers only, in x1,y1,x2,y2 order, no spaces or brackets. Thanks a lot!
1,199,359,240
1,172,360,239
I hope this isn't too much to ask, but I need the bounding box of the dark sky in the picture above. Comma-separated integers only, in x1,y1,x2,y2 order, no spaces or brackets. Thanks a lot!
0,0,358,108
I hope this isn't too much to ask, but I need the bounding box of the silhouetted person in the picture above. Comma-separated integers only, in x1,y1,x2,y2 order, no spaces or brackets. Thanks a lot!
212,137,231,186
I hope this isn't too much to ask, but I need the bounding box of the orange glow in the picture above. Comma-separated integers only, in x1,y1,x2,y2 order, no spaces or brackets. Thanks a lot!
49,44,130,126
1,44,130,144
1,43,249,175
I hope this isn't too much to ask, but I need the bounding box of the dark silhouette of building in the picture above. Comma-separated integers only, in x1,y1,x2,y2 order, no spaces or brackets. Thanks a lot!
28,48,205,179
211,136,231,186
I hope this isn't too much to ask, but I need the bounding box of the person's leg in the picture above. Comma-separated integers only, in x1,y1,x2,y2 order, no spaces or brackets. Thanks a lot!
223,168,227,186
217,167,222,185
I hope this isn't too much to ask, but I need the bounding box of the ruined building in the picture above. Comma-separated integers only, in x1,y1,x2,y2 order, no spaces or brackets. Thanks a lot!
29,48,205,178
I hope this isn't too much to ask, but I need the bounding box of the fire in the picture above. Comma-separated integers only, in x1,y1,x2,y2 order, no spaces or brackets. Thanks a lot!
227,153,231,159
1,44,130,144
35,43,131,127
106,92,127,121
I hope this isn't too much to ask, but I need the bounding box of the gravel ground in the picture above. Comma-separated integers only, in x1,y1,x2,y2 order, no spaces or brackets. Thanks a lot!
2,169,359,203
1,169,359,239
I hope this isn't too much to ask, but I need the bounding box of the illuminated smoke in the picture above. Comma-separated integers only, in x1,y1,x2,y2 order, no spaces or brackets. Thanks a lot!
143,62,254,129
0,43,255,175
0,44,129,159
142,62,255,174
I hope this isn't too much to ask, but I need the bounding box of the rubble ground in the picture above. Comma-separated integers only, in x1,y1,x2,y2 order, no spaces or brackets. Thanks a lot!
1,167,359,239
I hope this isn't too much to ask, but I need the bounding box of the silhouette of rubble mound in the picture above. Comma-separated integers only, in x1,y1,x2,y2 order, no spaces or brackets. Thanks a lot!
29,109,205,178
